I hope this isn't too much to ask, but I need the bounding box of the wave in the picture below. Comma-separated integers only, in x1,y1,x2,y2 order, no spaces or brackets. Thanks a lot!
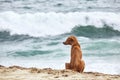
1,25,120,42
70,25,120,38
0,11,120,38
0,31,32,41
10,50,54,57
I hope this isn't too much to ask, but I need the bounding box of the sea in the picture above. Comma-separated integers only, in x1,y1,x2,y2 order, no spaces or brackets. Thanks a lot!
0,0,120,75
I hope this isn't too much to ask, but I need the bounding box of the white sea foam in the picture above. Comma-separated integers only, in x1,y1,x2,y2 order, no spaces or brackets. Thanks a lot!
0,36,120,74
0,11,120,37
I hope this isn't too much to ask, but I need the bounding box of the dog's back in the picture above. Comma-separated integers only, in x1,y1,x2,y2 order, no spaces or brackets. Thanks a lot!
71,42,85,72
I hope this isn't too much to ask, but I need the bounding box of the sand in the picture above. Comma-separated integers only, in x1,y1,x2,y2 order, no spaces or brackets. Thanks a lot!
0,65,120,80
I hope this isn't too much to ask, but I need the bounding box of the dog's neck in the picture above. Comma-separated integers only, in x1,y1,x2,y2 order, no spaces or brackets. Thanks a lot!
72,42,80,48
71,42,81,58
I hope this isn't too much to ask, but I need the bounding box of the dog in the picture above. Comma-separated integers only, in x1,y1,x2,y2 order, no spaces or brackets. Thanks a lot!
63,36,85,72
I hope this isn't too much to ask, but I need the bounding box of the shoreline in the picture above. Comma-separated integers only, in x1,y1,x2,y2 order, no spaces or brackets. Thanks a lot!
0,65,120,80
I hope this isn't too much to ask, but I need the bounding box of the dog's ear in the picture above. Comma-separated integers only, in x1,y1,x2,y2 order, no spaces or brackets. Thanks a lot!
69,37,74,44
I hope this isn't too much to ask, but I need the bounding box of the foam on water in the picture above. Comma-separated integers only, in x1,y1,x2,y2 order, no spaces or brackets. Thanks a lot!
0,0,120,12
0,11,120,37
0,36,120,74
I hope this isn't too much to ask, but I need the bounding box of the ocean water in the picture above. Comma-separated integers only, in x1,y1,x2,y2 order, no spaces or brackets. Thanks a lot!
0,0,120,75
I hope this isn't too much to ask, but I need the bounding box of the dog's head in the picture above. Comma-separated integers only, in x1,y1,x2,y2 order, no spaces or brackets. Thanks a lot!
63,36,78,46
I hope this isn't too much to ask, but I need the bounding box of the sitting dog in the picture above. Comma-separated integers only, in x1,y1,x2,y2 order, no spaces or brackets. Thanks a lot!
63,36,85,72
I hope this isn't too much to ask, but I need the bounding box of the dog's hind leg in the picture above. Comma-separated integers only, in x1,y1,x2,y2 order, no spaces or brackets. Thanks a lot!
79,60,85,73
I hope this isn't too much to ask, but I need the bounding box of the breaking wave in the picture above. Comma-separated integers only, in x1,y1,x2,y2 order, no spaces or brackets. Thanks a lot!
71,25,120,38
0,11,120,39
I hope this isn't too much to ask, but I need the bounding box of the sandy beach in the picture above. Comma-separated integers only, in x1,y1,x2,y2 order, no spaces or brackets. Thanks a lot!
0,65,120,80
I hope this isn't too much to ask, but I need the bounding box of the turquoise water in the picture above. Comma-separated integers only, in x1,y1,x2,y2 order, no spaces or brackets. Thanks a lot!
0,0,120,74
0,34,120,74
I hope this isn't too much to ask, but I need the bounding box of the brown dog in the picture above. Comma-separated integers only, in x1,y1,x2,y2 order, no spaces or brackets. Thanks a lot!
63,36,85,72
